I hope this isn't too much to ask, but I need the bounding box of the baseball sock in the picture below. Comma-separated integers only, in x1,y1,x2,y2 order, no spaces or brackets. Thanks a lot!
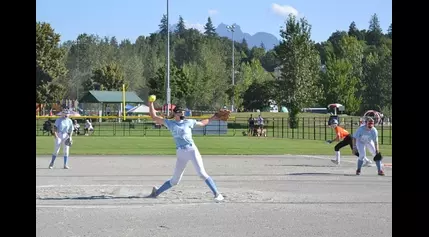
357,159,364,170
64,156,68,166
335,151,340,162
50,155,56,165
205,177,219,196
375,160,382,172
156,180,172,196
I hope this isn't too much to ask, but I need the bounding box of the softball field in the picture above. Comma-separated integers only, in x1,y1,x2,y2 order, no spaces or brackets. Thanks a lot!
36,154,392,237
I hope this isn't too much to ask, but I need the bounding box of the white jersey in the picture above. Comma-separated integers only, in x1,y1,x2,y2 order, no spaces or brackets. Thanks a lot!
85,121,93,129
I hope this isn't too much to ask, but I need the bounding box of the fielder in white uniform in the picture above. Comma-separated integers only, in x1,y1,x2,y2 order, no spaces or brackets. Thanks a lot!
352,118,384,176
148,103,224,202
49,109,74,169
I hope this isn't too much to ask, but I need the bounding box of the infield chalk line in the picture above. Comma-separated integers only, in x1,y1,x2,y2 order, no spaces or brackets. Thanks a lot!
36,184,148,188
296,155,392,167
36,205,150,209
295,155,355,164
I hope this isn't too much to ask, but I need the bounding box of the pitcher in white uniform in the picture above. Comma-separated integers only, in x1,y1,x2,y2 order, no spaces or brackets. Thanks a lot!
49,109,74,169
147,103,224,202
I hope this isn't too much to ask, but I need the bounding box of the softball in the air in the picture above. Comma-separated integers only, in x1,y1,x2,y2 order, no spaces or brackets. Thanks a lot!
148,95,157,102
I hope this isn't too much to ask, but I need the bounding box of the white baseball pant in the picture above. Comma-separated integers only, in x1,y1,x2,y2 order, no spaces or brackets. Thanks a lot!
53,132,71,157
169,145,209,186
356,140,376,161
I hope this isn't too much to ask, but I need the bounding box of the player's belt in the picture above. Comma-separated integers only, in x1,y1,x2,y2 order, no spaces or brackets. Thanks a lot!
177,144,193,150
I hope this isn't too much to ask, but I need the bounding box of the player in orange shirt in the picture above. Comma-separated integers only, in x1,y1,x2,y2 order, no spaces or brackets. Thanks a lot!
328,119,372,166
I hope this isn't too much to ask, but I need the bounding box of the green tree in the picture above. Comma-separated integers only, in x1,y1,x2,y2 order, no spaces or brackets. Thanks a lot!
326,31,348,56
321,34,365,114
87,62,126,91
147,65,194,105
249,47,265,62
274,14,322,128
36,21,68,103
260,50,278,72
366,14,383,46
348,21,365,41
387,23,392,39
204,17,217,37
242,80,275,111
55,12,391,114
158,14,168,36
175,16,186,36
321,56,361,115
336,35,365,79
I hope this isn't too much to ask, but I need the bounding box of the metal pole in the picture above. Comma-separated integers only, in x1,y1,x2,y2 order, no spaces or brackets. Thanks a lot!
226,24,236,112
166,0,171,116
76,38,79,101
231,30,235,112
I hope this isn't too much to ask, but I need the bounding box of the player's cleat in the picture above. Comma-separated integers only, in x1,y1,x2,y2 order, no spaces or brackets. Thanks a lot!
49,165,53,169
356,169,361,175
214,193,224,202
378,170,385,176
330,159,339,165
149,186,158,198
63,165,69,169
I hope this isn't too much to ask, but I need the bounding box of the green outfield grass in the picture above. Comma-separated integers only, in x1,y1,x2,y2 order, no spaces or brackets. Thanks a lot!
36,136,392,156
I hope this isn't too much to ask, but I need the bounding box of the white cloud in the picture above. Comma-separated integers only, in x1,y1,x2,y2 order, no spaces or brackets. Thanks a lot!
271,3,299,17
208,9,218,16
185,22,205,32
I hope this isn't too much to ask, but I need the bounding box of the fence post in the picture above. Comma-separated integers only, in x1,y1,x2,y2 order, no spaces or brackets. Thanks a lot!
286,118,289,138
272,118,274,137
324,117,327,141
276,118,279,138
233,117,236,136
389,122,392,145
381,122,384,145
218,120,221,136
281,117,284,138
302,118,305,139
291,119,294,139
313,118,316,140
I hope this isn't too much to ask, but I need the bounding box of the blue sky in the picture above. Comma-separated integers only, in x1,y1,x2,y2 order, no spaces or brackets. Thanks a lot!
36,0,392,43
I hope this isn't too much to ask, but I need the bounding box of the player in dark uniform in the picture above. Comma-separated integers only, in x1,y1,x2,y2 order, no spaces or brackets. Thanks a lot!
248,114,255,136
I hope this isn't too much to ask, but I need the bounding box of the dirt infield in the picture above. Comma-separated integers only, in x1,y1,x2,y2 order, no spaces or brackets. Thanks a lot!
36,155,392,237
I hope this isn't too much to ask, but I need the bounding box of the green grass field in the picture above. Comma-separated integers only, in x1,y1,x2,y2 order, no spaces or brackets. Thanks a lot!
36,136,392,156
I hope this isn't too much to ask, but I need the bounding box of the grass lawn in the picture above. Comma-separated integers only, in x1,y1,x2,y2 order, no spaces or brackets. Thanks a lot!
36,136,392,156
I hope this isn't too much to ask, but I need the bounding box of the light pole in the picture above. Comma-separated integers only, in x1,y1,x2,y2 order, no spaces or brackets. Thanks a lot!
166,0,171,116
226,24,235,112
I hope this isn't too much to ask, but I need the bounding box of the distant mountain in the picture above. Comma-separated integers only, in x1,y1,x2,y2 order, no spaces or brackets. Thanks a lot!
215,23,280,50
160,23,280,51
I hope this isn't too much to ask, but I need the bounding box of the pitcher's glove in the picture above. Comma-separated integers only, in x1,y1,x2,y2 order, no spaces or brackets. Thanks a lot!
214,109,231,121
373,152,382,161
65,137,73,147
